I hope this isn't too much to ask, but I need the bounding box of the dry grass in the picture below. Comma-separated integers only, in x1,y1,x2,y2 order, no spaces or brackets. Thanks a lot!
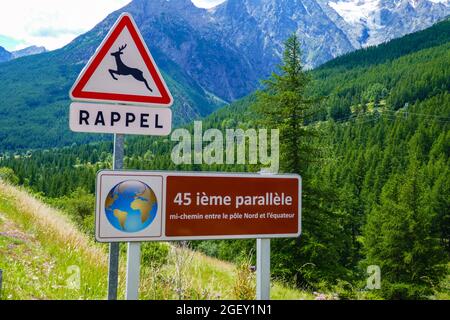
0,181,106,268
233,255,256,299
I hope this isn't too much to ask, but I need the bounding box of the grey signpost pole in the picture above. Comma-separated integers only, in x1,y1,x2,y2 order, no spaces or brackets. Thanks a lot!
256,238,271,300
110,131,141,301
125,242,141,300
109,133,141,301
107,133,124,300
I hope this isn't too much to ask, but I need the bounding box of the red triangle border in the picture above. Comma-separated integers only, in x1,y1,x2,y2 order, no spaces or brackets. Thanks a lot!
70,14,173,106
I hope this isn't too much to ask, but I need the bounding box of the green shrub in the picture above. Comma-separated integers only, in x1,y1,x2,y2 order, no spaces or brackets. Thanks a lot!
141,242,170,268
190,241,220,257
381,282,430,300
0,167,19,185
333,279,357,300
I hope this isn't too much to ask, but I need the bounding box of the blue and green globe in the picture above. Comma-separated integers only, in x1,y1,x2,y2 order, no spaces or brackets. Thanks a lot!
105,180,158,233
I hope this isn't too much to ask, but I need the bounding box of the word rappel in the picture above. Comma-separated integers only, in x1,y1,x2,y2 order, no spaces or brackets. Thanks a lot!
77,109,163,128
69,102,172,135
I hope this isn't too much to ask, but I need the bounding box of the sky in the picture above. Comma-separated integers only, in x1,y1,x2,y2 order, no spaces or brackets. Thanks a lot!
0,0,226,52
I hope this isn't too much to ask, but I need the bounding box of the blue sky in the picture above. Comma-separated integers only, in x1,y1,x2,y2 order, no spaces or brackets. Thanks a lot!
0,0,226,51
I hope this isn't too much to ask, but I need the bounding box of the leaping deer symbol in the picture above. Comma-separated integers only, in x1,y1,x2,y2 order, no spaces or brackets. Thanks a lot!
109,44,153,92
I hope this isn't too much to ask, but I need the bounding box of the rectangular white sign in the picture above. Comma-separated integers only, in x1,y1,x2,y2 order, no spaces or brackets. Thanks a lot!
96,170,301,242
69,102,172,136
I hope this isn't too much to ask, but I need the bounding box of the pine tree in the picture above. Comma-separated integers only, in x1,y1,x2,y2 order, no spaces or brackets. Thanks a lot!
252,34,350,287
363,161,447,299
253,33,319,174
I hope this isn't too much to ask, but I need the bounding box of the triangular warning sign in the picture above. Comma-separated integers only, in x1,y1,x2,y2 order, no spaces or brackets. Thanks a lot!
70,13,173,107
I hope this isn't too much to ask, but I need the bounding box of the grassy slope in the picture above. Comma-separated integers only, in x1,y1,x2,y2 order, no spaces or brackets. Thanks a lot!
0,180,309,300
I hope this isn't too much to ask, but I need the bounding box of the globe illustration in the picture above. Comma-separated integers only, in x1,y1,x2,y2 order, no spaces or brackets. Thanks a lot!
105,180,158,233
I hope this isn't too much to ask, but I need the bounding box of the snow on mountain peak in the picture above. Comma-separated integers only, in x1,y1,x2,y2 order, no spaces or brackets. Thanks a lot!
428,0,450,4
329,0,449,25
328,0,380,24
326,0,450,48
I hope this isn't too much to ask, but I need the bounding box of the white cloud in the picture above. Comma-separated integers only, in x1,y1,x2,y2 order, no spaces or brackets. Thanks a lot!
0,0,131,51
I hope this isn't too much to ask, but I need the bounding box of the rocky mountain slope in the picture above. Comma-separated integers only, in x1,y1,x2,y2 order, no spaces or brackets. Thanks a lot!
319,0,450,48
11,46,47,59
0,45,47,62
0,46,12,63
112,0,450,100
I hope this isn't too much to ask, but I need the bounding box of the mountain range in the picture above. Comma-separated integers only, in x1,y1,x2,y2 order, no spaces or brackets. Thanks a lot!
0,0,449,151
99,0,450,101
318,0,450,48
0,45,47,63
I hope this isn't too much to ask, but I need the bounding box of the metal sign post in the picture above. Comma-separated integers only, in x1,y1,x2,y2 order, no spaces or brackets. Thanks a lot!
256,238,271,300
125,242,141,300
69,12,174,301
107,133,124,300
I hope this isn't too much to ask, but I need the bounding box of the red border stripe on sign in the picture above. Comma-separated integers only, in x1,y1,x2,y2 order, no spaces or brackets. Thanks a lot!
70,14,172,106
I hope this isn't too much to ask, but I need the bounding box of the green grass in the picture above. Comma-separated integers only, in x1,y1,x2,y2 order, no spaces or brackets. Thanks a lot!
0,184,111,299
0,181,312,300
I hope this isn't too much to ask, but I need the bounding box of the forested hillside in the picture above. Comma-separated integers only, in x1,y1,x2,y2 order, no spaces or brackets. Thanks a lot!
1,20,449,299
